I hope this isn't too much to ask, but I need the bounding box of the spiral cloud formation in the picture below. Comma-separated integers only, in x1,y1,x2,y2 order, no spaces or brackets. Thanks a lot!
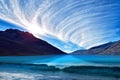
0,0,120,52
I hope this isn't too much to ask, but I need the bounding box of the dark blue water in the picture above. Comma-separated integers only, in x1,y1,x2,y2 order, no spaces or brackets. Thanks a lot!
0,55,120,80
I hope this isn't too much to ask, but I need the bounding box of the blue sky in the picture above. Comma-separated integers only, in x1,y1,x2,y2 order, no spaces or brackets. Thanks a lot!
0,0,120,53
0,19,25,31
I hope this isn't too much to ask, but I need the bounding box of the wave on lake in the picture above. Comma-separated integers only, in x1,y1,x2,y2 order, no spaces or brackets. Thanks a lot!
0,55,120,80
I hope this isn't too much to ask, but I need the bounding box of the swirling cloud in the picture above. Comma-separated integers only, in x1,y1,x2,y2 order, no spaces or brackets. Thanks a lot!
0,0,120,52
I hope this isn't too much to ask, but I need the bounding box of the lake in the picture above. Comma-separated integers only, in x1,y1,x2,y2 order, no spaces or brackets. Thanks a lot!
0,55,120,80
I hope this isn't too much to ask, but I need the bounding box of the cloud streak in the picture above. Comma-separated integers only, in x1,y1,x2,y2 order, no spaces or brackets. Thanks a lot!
0,0,120,52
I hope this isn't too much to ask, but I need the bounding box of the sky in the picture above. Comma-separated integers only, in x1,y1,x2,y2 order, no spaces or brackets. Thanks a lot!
0,19,24,31
0,0,120,53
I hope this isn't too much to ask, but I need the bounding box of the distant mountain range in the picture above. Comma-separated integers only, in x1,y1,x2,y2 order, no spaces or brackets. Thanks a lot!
0,29,120,56
72,40,120,55
0,29,65,56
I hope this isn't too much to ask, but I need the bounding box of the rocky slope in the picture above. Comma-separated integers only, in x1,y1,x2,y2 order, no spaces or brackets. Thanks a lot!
72,40,120,55
0,29,65,56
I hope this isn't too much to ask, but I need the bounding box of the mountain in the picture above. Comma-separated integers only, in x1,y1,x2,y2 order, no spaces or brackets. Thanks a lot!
72,40,120,55
0,29,65,56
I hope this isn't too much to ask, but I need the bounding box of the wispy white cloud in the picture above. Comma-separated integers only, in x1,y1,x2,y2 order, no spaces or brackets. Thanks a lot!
0,0,120,52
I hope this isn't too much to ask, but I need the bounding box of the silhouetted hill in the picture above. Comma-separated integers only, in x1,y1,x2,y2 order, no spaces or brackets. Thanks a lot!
72,40,120,55
0,29,65,56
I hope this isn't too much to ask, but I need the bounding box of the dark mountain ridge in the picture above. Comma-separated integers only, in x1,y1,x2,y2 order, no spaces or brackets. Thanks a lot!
0,29,65,56
72,40,120,55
